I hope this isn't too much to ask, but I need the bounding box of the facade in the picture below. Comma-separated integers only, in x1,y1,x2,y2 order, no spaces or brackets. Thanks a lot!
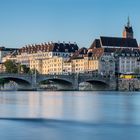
99,54,115,76
72,56,99,73
72,57,86,73
30,57,64,75
114,49,140,74
63,61,72,74
42,57,63,75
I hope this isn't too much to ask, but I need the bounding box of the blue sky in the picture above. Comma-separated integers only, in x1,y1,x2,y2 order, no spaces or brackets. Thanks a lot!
0,0,140,48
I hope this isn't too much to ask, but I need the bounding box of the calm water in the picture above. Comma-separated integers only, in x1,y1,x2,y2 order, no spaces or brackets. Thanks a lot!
0,91,140,140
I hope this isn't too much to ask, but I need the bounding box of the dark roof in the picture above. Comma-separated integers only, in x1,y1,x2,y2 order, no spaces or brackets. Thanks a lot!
78,47,88,55
124,26,133,33
19,42,79,54
89,39,101,49
100,36,138,48
53,43,78,52
70,47,87,59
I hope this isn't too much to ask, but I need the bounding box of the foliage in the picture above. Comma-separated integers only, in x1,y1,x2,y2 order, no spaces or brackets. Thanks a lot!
4,60,31,74
19,65,30,74
4,60,18,73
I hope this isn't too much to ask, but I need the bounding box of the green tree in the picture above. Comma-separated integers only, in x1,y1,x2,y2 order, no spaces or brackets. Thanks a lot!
19,65,30,74
4,60,18,73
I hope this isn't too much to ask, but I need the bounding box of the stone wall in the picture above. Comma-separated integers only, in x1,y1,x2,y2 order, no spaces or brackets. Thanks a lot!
118,78,140,91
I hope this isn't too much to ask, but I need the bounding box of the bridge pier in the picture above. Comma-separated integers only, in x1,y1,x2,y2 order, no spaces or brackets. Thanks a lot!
71,74,79,90
108,76,117,91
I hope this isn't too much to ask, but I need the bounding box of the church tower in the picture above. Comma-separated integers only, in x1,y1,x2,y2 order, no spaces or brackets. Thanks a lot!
123,17,134,39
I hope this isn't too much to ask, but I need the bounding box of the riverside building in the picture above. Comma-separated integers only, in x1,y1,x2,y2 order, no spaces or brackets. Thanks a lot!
89,18,139,75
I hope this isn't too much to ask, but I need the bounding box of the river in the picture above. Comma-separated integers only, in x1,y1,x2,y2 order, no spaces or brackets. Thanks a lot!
0,91,140,140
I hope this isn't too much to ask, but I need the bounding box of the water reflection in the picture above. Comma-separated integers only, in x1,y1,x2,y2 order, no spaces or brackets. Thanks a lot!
0,91,140,125
0,91,140,140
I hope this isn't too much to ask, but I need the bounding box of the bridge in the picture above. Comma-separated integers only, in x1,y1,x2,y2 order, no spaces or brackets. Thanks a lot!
0,73,116,90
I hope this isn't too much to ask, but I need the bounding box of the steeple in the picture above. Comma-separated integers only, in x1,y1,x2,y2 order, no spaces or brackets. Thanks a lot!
127,16,130,27
123,17,134,39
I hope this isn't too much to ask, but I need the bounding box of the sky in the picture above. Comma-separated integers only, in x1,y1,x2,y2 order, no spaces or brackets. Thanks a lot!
0,0,140,48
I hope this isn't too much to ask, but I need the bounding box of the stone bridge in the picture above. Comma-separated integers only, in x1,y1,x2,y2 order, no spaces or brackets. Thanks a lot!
0,73,116,90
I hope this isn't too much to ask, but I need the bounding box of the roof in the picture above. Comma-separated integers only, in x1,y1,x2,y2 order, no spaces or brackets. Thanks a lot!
19,42,79,54
100,36,138,48
89,39,101,49
87,48,104,59
70,47,87,60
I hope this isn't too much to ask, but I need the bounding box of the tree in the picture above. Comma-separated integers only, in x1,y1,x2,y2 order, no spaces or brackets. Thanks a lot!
19,65,30,74
4,60,18,73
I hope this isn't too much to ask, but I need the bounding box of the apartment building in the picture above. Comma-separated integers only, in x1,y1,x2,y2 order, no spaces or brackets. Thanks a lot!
17,42,78,67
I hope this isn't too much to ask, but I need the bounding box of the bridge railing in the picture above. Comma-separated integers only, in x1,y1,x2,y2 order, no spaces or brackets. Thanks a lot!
0,73,33,78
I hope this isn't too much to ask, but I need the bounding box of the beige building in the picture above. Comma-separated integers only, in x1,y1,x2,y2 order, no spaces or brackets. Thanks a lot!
29,55,99,75
72,56,99,73
30,57,64,75
72,57,85,73
63,61,72,74
42,57,63,75
30,59,42,73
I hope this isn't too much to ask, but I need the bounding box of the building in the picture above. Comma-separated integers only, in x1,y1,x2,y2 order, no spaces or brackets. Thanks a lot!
88,18,139,75
63,60,72,74
42,57,63,75
99,53,115,76
17,42,79,67
71,56,99,73
114,49,140,74
89,18,138,51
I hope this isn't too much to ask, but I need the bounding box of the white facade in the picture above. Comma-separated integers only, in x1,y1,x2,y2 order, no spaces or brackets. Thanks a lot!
118,57,139,73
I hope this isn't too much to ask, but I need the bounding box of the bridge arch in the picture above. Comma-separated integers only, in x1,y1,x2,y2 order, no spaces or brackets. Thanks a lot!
38,77,74,90
84,79,109,86
39,78,73,85
79,79,109,91
0,74,32,87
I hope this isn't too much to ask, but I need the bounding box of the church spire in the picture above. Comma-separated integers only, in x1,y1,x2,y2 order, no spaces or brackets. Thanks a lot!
127,16,130,27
